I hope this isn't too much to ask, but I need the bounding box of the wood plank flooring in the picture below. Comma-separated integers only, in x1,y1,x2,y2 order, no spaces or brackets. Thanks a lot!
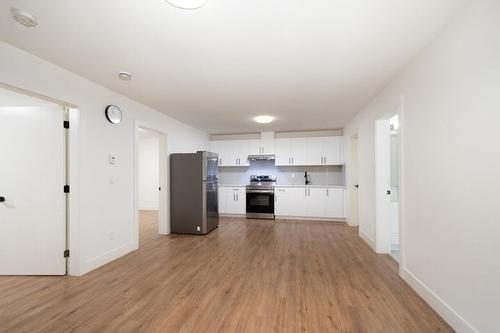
0,211,454,332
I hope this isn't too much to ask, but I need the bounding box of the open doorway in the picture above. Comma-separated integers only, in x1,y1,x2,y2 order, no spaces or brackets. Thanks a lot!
375,111,401,263
135,124,168,248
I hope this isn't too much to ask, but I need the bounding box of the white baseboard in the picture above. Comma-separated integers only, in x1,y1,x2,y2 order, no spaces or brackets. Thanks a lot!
81,242,137,275
275,216,346,222
403,268,478,333
359,229,376,250
219,213,246,218
138,206,159,211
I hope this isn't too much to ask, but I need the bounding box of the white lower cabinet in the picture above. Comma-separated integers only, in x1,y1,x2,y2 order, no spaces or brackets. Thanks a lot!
305,188,325,217
275,187,305,216
219,187,246,214
325,188,344,218
275,186,344,219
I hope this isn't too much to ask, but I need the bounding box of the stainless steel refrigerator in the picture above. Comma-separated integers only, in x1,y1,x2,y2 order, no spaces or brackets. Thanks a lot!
170,151,219,235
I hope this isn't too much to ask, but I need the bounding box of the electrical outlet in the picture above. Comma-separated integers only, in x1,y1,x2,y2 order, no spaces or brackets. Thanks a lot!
196,226,201,232
108,155,116,165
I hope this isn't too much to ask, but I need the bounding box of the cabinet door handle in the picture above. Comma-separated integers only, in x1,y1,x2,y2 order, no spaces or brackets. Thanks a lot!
324,157,327,164
308,189,310,196
305,189,307,196
326,189,329,196
292,157,294,164
236,194,238,201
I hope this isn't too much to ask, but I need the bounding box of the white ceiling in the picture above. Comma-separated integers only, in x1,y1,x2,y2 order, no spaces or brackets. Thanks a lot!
0,0,468,133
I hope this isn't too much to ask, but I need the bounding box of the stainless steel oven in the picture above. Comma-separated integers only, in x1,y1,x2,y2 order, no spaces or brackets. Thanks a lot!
246,175,275,219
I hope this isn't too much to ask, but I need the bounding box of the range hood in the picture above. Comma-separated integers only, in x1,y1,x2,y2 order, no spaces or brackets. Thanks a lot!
248,154,275,161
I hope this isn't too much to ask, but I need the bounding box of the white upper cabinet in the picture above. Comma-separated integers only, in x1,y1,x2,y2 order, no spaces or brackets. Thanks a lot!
276,136,343,166
275,139,292,166
248,139,275,155
306,137,325,166
275,138,307,166
323,136,343,165
305,136,343,165
212,135,343,167
210,140,249,167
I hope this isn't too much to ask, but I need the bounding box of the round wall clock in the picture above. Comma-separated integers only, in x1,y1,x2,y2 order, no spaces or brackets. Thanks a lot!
105,105,122,124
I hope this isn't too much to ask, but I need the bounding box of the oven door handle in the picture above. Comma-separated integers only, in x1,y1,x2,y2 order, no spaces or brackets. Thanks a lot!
246,190,274,194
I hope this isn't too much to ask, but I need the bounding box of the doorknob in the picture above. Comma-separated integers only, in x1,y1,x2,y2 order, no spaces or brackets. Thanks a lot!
354,184,359,188
0,196,5,203
386,190,391,195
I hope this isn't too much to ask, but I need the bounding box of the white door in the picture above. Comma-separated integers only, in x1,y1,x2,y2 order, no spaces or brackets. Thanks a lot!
305,188,325,217
349,136,359,225
325,188,344,218
0,106,66,275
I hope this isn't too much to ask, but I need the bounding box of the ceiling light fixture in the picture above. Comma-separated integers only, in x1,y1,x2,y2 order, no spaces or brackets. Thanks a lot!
254,115,274,124
164,0,208,10
118,72,132,81
10,8,38,27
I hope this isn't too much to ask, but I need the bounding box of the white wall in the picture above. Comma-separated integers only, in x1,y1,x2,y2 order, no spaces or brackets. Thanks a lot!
0,41,209,276
139,133,159,210
343,1,500,331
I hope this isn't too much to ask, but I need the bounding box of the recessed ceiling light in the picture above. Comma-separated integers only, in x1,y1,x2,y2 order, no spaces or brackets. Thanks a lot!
10,8,38,27
118,72,132,81
164,0,208,10
254,115,274,124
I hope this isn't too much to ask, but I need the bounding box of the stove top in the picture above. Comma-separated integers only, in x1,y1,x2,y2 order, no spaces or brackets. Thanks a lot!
246,175,276,190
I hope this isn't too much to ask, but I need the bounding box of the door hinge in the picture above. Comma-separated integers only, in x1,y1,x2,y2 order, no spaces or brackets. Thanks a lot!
64,249,70,258
63,120,70,129
64,185,70,193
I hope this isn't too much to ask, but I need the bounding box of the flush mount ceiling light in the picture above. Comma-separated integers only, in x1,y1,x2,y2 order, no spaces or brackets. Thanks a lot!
164,0,208,10
254,115,274,124
118,72,132,81
10,7,38,27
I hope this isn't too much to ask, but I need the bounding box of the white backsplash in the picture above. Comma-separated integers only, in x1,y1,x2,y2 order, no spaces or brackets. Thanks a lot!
218,160,345,186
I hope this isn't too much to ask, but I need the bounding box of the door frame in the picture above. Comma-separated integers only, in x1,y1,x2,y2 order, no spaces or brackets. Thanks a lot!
374,98,405,277
134,121,168,249
347,134,359,226
0,82,81,276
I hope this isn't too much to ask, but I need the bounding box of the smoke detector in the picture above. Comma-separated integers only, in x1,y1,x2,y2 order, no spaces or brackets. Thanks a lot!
10,8,38,27
118,72,132,81
164,0,208,10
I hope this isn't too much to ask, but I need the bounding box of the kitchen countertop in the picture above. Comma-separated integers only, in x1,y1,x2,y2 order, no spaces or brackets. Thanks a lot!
274,184,346,188
219,184,346,188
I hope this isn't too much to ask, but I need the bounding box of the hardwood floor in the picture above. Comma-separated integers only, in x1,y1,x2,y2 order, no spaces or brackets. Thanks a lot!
0,212,453,333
